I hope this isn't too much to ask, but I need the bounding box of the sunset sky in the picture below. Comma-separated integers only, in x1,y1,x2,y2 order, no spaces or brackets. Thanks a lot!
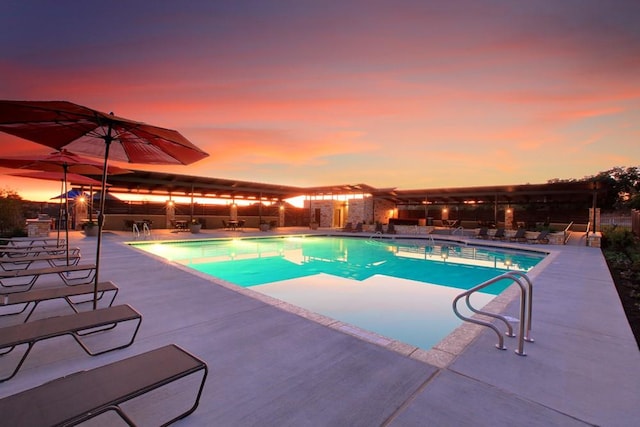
2,0,639,202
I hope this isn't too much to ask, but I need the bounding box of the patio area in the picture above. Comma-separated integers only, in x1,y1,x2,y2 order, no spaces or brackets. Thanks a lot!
1,227,639,426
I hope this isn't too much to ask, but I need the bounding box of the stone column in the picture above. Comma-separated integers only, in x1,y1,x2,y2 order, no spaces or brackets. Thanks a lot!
589,207,601,233
166,200,175,229
505,208,514,229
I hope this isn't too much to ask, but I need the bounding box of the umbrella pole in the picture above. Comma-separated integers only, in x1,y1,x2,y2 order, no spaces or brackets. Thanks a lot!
63,165,70,266
93,130,113,310
57,179,63,245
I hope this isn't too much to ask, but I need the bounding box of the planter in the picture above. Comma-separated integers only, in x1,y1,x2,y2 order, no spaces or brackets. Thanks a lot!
259,223,270,232
84,224,99,237
309,222,319,230
189,223,202,233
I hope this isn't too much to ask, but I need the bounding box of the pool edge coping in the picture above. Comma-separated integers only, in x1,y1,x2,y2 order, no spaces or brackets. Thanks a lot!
125,234,555,369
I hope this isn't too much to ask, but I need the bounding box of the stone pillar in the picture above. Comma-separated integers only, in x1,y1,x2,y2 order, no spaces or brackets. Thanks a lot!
166,200,175,229
505,208,514,230
278,204,285,226
589,207,601,233
230,203,238,221
442,208,449,221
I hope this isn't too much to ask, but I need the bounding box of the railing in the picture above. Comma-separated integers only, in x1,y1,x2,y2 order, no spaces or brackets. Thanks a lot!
563,221,574,244
132,222,152,240
453,271,534,356
451,226,465,236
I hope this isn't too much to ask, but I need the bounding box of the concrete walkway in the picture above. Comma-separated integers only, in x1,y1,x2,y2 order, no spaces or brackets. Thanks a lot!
1,228,638,426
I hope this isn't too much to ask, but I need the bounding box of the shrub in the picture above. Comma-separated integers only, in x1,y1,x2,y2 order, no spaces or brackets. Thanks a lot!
602,226,637,252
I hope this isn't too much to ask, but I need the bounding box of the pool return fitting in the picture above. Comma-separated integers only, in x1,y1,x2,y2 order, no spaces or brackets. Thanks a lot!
453,271,534,356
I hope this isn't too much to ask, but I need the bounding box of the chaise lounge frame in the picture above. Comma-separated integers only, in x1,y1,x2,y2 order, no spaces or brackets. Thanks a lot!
0,252,82,271
0,344,208,426
0,304,142,382
0,263,96,290
0,280,119,322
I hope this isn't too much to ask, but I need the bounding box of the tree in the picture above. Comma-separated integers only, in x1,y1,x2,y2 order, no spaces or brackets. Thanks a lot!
0,187,24,235
592,167,640,210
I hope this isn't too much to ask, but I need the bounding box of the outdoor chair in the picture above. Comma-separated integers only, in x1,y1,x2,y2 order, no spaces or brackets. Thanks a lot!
341,222,353,232
476,227,489,239
354,222,363,232
491,228,506,240
0,281,119,323
0,304,142,382
528,230,550,244
0,263,96,292
387,223,397,234
0,252,82,271
509,228,527,243
0,246,79,259
0,344,208,426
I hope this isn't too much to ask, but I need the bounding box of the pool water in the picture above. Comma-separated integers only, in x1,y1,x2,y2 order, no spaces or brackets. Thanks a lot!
131,236,545,350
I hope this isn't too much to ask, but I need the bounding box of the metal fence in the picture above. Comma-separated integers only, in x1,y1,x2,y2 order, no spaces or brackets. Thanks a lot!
600,213,632,229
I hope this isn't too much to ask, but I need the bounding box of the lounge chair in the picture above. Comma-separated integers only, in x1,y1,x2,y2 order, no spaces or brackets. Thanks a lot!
341,222,353,232
476,227,489,239
491,228,506,240
3,237,63,247
221,219,229,230
0,263,96,291
0,344,207,426
387,223,397,234
528,230,550,244
0,304,142,382
0,281,118,322
374,222,384,234
354,222,363,232
0,253,82,271
0,246,80,259
509,228,527,243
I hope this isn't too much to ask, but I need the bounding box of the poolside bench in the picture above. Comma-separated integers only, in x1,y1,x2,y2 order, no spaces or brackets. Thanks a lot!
0,281,118,322
0,252,82,271
0,263,96,291
0,344,208,426
0,304,142,382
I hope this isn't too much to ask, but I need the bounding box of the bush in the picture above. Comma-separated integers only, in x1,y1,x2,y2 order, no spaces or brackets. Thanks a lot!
601,226,637,252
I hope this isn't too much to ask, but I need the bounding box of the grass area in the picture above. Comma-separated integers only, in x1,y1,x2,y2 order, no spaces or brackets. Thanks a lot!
602,227,640,350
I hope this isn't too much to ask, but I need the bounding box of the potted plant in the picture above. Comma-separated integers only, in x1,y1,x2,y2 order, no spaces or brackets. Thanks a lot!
189,219,202,233
83,220,99,236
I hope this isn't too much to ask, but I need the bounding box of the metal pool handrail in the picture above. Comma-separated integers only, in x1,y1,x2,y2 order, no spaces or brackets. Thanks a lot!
452,271,534,356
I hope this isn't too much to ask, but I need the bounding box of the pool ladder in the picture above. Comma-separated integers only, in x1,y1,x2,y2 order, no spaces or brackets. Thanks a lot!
453,271,534,356
132,222,152,240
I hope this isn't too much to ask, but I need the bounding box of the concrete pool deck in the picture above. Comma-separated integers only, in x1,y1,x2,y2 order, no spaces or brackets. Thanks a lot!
1,227,638,426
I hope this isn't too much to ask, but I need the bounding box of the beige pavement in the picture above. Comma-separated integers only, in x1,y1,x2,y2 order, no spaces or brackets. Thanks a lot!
1,227,638,426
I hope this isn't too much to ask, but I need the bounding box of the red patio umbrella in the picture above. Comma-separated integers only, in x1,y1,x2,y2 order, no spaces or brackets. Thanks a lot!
8,170,105,263
0,100,209,308
0,150,128,266
9,170,104,187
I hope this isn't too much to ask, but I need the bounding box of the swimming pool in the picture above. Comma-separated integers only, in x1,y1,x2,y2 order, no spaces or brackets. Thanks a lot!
130,235,545,350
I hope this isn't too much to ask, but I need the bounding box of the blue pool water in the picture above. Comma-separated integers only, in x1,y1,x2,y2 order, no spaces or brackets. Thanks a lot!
131,235,545,350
